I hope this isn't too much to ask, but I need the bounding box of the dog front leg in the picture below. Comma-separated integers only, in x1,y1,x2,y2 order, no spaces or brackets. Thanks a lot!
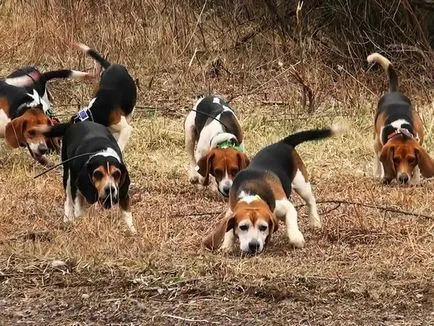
119,195,137,234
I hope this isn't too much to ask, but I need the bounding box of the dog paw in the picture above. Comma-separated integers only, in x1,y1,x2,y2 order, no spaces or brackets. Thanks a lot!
188,170,204,185
309,216,322,229
63,215,74,223
289,231,305,248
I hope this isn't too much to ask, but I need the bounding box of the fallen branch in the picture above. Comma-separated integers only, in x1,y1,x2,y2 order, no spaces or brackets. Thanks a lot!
298,200,434,220
170,199,434,221
162,314,217,324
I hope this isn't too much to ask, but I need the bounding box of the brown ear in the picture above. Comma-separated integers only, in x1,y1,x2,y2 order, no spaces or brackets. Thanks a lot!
202,211,235,250
379,144,395,182
237,152,250,170
416,146,434,178
5,117,26,148
197,152,215,185
265,214,279,244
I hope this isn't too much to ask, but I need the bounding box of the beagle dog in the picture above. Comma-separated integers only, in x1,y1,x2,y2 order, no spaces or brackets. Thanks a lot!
42,121,136,233
0,67,94,165
368,53,434,184
203,125,344,255
52,42,137,152
184,95,250,197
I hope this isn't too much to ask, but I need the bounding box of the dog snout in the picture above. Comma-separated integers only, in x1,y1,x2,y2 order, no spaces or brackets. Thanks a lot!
222,185,231,196
248,241,261,254
104,185,118,198
38,143,48,155
398,173,409,184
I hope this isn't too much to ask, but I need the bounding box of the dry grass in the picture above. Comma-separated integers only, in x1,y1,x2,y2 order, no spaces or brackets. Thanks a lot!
1,0,434,325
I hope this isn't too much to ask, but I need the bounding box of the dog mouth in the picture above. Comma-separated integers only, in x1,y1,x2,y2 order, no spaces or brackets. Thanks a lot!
99,195,119,209
218,187,230,198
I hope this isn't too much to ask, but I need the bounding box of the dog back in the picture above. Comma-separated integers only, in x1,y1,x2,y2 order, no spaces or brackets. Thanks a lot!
194,96,242,141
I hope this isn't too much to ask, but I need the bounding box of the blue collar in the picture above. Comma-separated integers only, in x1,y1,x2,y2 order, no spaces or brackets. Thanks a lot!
74,108,93,123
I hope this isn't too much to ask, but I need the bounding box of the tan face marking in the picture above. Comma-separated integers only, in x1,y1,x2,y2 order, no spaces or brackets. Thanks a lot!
198,148,249,196
381,137,419,184
91,164,122,208
231,200,277,254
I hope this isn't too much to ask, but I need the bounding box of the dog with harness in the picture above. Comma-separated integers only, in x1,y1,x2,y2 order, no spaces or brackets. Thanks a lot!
0,67,95,166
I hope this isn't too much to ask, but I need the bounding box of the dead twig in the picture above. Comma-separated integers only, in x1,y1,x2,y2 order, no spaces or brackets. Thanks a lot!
297,200,434,220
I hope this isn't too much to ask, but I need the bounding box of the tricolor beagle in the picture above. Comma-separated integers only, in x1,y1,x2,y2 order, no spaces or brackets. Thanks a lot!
368,53,434,184
0,67,94,165
52,42,137,152
203,125,344,254
42,121,136,233
184,95,249,197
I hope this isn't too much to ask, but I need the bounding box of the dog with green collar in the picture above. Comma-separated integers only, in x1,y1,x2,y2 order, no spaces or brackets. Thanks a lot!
185,95,250,197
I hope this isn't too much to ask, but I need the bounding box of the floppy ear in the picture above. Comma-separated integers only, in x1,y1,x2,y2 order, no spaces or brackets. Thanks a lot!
118,164,131,200
416,146,434,178
5,117,26,148
76,166,98,204
197,152,215,186
202,211,235,250
237,152,250,170
265,214,279,244
379,144,395,182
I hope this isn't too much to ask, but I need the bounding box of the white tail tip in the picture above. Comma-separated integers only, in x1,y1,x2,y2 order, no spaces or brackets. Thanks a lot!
72,42,91,53
331,123,347,136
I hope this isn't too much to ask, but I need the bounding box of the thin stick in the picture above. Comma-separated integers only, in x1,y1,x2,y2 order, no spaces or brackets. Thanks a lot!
162,314,216,324
297,200,434,220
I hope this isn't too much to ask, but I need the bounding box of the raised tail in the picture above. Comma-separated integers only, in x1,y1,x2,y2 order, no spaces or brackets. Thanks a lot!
41,69,95,82
72,42,111,69
367,53,398,92
39,122,71,138
282,124,345,148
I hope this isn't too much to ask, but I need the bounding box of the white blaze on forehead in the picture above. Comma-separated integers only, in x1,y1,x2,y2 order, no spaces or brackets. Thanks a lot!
213,97,221,104
236,218,269,254
239,191,261,204
89,147,121,163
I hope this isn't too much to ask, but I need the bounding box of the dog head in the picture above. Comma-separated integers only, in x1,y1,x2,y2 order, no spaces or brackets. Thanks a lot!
5,108,55,159
79,150,130,208
197,148,249,197
380,136,434,184
203,196,278,255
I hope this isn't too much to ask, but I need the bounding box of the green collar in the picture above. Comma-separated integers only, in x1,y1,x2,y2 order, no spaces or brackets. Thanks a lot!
216,139,244,152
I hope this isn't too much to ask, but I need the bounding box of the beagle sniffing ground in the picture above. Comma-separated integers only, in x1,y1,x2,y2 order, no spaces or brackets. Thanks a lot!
0,67,94,166
368,53,434,184
203,124,345,255
42,121,136,233
50,42,137,152
184,95,250,197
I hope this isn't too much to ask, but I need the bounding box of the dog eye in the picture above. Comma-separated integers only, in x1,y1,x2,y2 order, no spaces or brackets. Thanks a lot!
393,157,400,164
258,225,268,232
28,130,36,138
239,224,249,231
214,169,223,178
230,168,238,176
112,170,121,181
92,170,104,180
408,157,416,164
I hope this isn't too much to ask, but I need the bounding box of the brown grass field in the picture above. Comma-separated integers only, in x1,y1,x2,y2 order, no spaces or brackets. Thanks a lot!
1,1,433,325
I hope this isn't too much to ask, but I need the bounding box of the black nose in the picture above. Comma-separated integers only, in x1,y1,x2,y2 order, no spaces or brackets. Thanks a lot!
104,186,117,197
38,144,48,155
398,173,409,184
248,241,260,253
222,185,230,195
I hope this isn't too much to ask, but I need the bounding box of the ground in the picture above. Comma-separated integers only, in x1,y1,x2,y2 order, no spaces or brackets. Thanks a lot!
0,94,433,325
